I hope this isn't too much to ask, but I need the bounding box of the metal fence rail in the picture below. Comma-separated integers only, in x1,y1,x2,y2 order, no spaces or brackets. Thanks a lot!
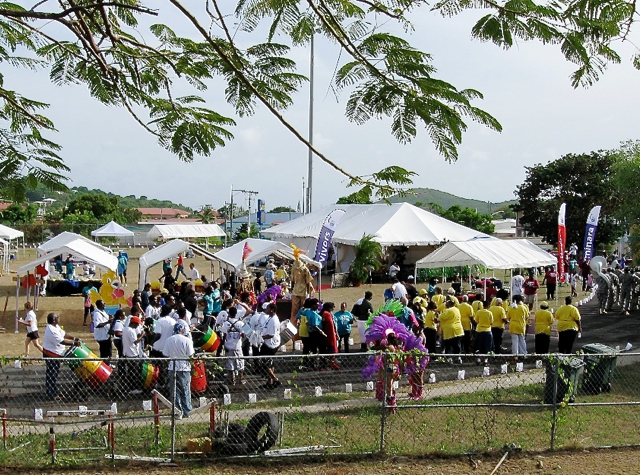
0,351,638,465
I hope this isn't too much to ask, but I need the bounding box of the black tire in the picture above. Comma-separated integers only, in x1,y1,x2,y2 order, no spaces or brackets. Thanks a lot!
603,382,612,393
245,411,279,453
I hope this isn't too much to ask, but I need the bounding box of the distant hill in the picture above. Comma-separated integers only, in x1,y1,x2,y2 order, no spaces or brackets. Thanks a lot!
25,184,192,212
384,188,517,214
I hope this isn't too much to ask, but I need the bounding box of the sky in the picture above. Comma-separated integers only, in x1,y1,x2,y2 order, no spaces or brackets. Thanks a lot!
7,5,640,213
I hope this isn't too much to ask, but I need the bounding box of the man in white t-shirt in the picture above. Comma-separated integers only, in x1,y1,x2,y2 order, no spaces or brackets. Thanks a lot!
510,271,525,302
391,278,408,304
121,316,144,394
145,296,161,320
92,300,113,358
42,313,80,400
221,307,246,385
188,263,200,281
248,305,267,356
259,303,282,389
163,320,195,419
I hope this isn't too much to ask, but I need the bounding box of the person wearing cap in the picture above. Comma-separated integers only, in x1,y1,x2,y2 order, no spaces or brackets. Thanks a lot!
414,289,428,311
404,276,418,301
42,313,81,400
121,315,144,394
534,301,554,354
163,320,195,419
556,296,582,353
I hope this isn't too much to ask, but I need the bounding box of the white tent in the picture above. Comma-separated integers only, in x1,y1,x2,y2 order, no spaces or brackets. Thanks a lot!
213,238,321,272
0,223,24,241
91,221,135,237
415,239,557,271
38,231,112,255
146,224,225,240
137,239,218,288
0,237,8,272
18,239,118,276
262,203,492,272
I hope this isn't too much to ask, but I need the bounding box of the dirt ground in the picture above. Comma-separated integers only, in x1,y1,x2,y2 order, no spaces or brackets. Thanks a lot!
0,447,638,474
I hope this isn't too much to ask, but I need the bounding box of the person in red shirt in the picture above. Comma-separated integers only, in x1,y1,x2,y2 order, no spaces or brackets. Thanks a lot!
320,302,340,370
523,272,540,311
542,266,558,300
175,254,188,279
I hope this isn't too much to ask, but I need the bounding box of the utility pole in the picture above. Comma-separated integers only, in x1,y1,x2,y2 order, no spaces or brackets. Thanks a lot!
233,189,259,238
306,33,315,214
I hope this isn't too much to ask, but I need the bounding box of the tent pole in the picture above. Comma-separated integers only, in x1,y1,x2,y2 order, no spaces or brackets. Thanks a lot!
26,272,30,303
14,278,19,334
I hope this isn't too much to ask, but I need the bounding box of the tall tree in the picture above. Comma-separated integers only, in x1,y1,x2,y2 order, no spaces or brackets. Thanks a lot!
513,151,623,249
2,1,635,201
442,205,495,234
611,140,640,225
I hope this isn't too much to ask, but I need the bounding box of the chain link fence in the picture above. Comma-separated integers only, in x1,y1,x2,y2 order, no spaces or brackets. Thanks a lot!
0,350,638,466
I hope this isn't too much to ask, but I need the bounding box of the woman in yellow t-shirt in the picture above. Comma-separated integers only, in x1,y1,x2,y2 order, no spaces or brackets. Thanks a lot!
439,300,464,354
534,301,554,354
507,295,530,355
489,298,508,354
474,301,494,354
555,296,582,354
423,301,439,355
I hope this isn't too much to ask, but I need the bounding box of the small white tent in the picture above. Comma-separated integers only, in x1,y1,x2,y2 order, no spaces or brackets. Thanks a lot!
415,239,557,271
0,237,8,272
38,231,112,255
91,221,135,238
146,224,225,240
0,223,24,241
137,239,217,288
213,238,321,272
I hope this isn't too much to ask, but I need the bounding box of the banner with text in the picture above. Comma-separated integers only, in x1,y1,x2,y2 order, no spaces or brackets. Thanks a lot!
558,203,566,282
582,205,601,262
314,209,346,269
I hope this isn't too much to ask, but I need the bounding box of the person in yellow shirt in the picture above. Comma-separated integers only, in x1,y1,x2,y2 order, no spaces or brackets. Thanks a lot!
555,296,582,353
474,301,494,354
446,287,460,306
432,286,445,308
471,297,483,315
422,301,439,355
490,298,508,354
534,301,554,354
439,300,464,354
414,289,429,312
507,295,530,355
458,295,475,353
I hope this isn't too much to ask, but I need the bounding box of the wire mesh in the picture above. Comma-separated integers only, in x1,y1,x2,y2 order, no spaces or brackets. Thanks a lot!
0,349,638,465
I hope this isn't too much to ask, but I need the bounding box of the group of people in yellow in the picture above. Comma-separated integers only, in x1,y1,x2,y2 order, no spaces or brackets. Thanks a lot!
408,286,583,356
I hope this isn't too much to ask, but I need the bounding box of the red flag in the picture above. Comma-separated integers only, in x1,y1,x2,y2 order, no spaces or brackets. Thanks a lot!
242,241,253,261
558,203,566,283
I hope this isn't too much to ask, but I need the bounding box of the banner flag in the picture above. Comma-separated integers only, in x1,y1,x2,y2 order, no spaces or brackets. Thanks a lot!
558,203,566,282
582,205,601,262
314,209,346,269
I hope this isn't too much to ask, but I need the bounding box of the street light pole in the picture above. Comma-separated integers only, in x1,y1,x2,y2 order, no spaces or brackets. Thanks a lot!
306,32,315,214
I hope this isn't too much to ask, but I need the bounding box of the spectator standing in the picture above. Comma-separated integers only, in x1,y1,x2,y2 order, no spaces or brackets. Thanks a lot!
534,301,554,353
509,270,525,301
333,302,355,353
260,303,282,388
388,262,400,280
111,309,126,357
163,320,194,419
121,316,144,394
542,266,557,300
117,251,128,285
92,300,113,358
489,299,508,354
187,263,200,281
507,295,529,355
556,296,582,353
352,291,374,351
523,273,540,311
42,313,79,400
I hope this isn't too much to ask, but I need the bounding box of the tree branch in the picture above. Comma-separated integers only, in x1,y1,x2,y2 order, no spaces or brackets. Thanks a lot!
0,2,157,20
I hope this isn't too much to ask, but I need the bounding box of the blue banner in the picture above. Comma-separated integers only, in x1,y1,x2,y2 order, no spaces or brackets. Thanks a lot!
582,206,601,262
314,209,345,269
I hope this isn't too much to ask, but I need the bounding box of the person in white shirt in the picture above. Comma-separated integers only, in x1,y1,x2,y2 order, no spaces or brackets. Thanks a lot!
42,313,80,400
248,305,267,357
187,263,200,281
510,271,526,302
145,296,161,321
121,316,144,394
221,307,246,385
111,309,126,357
20,302,43,356
92,300,113,358
259,303,282,389
391,278,408,304
388,262,400,279
163,320,195,419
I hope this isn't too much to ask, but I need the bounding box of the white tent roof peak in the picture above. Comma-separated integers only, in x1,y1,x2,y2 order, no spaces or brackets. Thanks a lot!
0,223,24,240
146,223,225,240
38,231,113,255
18,239,118,275
212,238,321,271
91,221,134,237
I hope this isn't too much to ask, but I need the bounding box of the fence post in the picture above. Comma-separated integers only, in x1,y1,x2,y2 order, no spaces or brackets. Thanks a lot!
379,353,388,454
550,356,559,450
208,402,216,439
153,391,160,451
49,417,56,464
2,409,6,450
170,365,176,462
108,412,115,464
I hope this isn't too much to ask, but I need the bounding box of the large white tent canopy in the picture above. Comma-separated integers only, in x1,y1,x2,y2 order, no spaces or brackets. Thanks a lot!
38,231,112,255
0,223,24,241
138,239,217,288
262,203,492,272
213,238,321,272
415,239,557,271
146,224,225,240
18,239,119,276
91,221,134,237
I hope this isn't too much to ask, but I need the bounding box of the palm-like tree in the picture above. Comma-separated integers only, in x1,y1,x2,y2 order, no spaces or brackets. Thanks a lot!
349,234,383,285
200,206,216,224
